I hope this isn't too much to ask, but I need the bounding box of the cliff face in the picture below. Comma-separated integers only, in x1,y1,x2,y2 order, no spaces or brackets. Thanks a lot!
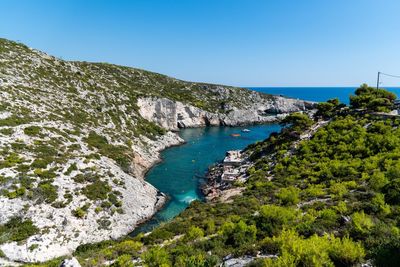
137,96,313,130
0,38,313,264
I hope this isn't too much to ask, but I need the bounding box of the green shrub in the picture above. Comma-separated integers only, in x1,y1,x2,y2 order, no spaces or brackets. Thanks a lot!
101,201,112,209
24,126,41,136
111,254,133,267
0,115,30,127
6,190,17,199
113,240,142,256
64,163,78,175
142,246,171,267
34,168,57,179
108,192,122,207
280,112,313,131
34,182,58,203
0,153,24,168
0,217,39,244
350,84,396,112
369,171,388,191
221,220,257,247
31,158,52,169
11,142,27,151
329,182,348,198
383,178,400,205
0,128,13,135
33,143,58,158
82,180,111,200
29,244,39,251
175,252,218,267
97,218,112,230
351,211,374,234
95,207,102,213
371,193,391,215
303,184,325,198
276,186,300,205
73,208,86,218
85,131,131,171
144,228,174,244
265,229,365,266
315,209,339,229
183,226,204,242
16,186,26,196
328,236,365,266
16,163,30,173
257,205,298,235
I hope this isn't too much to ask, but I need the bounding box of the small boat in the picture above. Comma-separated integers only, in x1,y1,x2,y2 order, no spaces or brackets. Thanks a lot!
230,133,241,137
242,129,251,132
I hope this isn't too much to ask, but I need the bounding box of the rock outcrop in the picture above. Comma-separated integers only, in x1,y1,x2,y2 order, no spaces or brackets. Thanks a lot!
137,96,314,130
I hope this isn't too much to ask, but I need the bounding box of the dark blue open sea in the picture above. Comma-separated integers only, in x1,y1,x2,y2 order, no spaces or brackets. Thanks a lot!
132,86,400,234
249,87,400,104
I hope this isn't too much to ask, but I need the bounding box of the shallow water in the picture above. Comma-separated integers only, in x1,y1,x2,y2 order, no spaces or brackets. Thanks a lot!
131,124,281,234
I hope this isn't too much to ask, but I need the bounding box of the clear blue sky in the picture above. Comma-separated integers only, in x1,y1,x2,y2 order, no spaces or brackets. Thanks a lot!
1,0,399,87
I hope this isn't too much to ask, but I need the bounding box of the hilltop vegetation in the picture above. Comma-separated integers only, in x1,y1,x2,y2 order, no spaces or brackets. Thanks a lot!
33,86,400,267
350,83,396,112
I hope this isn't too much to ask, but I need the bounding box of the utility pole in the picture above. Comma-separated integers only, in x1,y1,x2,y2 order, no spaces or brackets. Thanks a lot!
377,71,380,89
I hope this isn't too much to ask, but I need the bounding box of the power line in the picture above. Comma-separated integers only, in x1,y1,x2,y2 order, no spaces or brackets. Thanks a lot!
380,72,400,79
377,71,400,89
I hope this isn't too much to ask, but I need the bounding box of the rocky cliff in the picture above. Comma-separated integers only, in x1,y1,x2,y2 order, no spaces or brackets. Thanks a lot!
137,96,313,130
0,38,313,264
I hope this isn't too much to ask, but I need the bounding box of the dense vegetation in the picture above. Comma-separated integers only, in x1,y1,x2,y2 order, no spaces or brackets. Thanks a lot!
25,86,400,266
350,83,396,112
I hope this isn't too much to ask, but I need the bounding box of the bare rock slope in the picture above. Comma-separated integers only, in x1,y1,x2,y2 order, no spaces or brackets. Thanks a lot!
0,38,313,263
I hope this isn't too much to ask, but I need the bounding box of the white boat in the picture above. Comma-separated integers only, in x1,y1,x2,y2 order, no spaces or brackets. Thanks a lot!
241,129,251,132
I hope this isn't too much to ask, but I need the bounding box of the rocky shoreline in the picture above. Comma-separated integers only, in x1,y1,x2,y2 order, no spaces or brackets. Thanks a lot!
202,149,251,202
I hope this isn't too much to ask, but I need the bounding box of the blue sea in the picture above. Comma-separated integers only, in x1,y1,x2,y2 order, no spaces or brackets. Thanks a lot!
249,87,400,104
131,86,400,234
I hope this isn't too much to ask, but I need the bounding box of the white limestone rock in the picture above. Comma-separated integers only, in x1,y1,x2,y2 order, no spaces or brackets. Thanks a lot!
137,96,314,131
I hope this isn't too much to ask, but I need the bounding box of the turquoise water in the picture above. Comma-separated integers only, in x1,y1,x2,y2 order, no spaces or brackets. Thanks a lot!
132,86,400,234
131,124,281,234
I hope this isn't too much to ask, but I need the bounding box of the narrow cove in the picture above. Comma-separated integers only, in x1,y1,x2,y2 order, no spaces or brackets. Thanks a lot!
131,124,282,235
